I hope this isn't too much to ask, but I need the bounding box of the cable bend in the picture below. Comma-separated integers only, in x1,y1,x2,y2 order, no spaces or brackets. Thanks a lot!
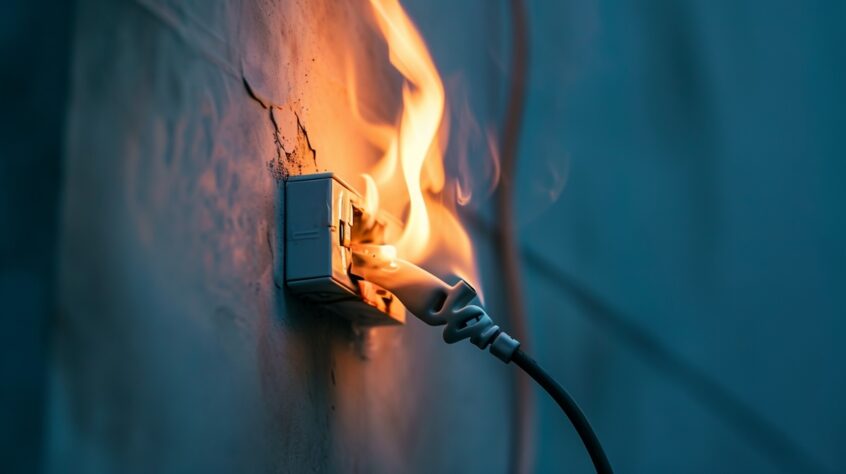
511,349,614,474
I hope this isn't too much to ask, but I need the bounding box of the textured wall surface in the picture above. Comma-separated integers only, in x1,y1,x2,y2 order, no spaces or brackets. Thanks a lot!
48,1,509,472
44,0,846,473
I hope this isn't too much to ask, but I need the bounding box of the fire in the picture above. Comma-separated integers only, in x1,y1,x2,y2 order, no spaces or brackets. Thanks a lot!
346,0,481,288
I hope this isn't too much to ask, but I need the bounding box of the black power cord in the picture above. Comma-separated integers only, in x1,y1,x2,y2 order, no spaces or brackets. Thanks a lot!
511,349,614,474
350,248,614,472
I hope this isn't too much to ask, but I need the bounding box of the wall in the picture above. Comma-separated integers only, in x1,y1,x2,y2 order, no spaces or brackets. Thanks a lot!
0,1,71,473
47,0,510,472
44,0,846,473
517,1,845,472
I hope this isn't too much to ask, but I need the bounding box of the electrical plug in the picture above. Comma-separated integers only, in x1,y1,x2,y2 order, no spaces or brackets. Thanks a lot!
350,244,520,362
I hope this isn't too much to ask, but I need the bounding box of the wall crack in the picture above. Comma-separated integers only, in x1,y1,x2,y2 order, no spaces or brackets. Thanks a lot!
243,77,319,181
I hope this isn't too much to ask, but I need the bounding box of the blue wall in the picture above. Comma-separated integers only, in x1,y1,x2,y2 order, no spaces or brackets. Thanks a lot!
1,0,843,472
407,0,844,471
512,1,845,472
0,1,71,472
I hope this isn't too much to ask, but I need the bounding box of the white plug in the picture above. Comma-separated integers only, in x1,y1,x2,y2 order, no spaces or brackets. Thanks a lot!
285,173,519,362
350,244,520,362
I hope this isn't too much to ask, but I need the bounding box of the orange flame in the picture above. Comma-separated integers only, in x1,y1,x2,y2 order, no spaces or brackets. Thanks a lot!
346,0,481,288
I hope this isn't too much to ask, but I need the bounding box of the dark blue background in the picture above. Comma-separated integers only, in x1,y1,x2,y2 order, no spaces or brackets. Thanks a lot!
0,0,71,472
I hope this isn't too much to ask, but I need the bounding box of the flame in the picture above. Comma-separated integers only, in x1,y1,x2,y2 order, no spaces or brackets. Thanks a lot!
345,0,482,287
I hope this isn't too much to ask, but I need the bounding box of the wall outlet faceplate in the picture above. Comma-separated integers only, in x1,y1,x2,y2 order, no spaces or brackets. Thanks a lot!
285,173,405,326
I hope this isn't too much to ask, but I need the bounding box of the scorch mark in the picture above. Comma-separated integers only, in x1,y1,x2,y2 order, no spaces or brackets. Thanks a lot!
243,77,319,181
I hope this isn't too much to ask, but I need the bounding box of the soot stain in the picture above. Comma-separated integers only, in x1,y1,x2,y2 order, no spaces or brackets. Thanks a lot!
242,76,319,182
266,108,319,182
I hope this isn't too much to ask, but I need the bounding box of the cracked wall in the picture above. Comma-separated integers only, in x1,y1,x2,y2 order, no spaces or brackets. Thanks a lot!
39,0,846,472
48,0,509,472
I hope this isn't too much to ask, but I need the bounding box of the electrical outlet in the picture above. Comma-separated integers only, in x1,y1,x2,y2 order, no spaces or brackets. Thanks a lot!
285,173,405,326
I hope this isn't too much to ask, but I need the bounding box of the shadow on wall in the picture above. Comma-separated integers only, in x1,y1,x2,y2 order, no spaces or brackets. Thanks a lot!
0,0,72,473
1,0,845,473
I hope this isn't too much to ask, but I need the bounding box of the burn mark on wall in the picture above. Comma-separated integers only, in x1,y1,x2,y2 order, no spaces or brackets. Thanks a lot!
268,109,320,181
244,77,319,181
291,113,318,174
268,108,288,180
